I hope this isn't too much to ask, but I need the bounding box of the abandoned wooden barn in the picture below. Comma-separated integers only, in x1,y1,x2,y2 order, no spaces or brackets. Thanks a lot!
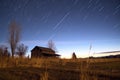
31,46,60,58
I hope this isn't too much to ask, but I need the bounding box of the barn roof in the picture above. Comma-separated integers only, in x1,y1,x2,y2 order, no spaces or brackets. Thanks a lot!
31,46,54,52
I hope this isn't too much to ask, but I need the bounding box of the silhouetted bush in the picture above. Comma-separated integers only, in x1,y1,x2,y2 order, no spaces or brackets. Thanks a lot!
72,52,77,59
0,45,10,58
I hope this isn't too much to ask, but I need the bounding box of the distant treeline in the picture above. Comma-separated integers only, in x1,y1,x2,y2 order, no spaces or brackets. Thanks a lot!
89,54,120,59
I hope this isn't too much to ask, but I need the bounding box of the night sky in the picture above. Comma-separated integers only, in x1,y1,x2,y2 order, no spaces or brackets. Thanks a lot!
0,0,120,58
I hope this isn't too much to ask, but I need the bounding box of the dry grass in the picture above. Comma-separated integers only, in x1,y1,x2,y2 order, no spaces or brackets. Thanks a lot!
0,57,120,80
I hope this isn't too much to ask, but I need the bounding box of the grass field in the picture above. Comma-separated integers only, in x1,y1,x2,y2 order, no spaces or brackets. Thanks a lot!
0,58,120,80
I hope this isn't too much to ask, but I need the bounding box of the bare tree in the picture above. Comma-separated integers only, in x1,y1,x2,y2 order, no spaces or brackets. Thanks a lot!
47,40,57,52
16,43,28,57
9,21,20,58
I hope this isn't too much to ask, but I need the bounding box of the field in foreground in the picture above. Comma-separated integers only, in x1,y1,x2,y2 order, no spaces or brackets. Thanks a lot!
0,58,120,80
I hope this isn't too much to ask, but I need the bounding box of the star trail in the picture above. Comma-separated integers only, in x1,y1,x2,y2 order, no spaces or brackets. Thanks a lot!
0,0,120,58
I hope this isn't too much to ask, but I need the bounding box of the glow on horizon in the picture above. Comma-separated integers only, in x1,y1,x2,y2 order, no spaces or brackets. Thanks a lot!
0,39,120,58
20,39,120,58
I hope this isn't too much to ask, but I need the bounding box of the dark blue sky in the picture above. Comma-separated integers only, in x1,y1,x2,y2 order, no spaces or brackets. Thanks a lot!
0,0,120,58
